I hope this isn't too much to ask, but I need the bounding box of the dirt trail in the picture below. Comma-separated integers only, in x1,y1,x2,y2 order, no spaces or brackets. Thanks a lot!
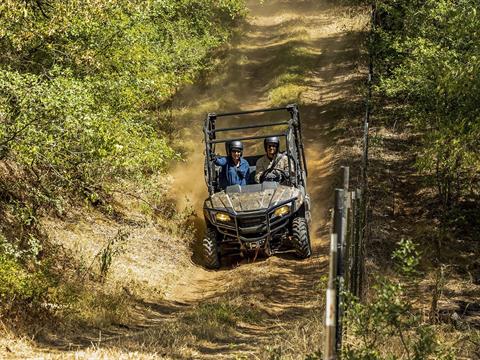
0,1,367,359
169,0,367,303
162,0,367,357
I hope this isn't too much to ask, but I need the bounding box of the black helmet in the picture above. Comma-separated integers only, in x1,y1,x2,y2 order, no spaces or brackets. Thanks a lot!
225,140,244,154
264,136,280,151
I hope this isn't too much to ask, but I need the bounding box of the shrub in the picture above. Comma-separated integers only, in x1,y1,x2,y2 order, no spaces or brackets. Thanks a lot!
374,0,480,208
0,255,54,315
343,240,455,359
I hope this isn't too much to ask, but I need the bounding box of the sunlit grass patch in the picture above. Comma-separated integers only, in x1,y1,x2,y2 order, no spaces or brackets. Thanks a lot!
47,281,133,330
272,73,304,87
184,300,264,340
268,84,307,106
266,46,314,106
190,300,263,325
259,308,324,360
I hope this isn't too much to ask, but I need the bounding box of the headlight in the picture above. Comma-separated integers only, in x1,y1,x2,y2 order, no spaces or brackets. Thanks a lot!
215,212,232,222
273,205,290,217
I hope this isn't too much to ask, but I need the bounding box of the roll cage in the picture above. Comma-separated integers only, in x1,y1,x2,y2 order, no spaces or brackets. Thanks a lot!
204,104,308,195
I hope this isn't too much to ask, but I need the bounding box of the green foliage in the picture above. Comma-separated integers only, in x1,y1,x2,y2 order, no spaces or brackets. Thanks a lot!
343,240,454,359
0,70,176,184
0,255,55,314
392,238,420,278
0,0,245,199
0,233,42,261
0,0,246,318
373,0,480,208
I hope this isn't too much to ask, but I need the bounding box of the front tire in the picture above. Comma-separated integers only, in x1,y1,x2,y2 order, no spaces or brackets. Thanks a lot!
292,217,312,259
203,228,220,269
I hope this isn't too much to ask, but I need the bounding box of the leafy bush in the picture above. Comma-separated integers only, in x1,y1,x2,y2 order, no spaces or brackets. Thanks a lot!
343,240,454,359
373,0,480,208
0,71,176,191
0,255,55,315
0,0,245,199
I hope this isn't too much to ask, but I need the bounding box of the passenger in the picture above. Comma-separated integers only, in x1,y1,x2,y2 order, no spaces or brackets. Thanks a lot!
255,136,291,183
213,140,250,189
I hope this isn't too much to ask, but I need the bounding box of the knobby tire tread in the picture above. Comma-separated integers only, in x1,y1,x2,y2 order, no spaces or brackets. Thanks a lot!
203,228,220,269
292,217,312,259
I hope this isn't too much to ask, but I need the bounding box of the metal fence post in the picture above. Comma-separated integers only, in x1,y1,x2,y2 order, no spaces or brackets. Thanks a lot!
334,189,345,354
341,167,350,293
324,233,338,360
353,188,362,297
342,166,350,194
349,190,357,295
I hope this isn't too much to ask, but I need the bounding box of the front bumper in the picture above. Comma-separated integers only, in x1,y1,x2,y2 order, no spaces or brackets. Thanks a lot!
206,201,294,243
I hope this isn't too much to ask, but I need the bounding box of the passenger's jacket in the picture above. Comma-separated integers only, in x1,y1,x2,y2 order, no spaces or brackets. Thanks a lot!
214,156,250,189
255,153,292,183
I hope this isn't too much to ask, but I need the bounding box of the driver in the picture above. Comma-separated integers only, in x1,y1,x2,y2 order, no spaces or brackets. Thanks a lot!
255,136,291,183
213,140,250,189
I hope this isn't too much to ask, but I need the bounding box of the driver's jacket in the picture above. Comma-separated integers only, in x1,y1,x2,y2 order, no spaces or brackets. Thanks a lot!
255,153,291,183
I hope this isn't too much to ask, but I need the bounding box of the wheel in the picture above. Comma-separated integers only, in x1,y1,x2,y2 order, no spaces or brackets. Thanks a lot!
291,217,312,259
203,228,220,269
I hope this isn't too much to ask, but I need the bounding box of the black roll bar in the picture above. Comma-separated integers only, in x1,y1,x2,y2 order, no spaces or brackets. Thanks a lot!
204,103,307,193
288,105,308,179
211,120,290,133
208,133,286,144
213,106,288,118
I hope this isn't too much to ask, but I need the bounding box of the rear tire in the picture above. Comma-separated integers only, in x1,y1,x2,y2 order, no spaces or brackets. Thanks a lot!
203,228,220,269
292,217,311,259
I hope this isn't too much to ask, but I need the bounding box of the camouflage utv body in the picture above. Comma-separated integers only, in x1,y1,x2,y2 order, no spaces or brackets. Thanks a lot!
202,104,312,269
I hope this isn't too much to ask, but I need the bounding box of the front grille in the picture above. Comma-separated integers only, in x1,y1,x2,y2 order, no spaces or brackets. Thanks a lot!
237,216,265,227
237,215,267,237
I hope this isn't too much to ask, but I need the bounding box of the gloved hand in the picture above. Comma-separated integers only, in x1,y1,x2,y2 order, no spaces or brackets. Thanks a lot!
264,172,278,181
209,153,217,162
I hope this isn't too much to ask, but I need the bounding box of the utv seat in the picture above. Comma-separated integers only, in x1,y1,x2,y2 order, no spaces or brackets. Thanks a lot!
244,155,263,184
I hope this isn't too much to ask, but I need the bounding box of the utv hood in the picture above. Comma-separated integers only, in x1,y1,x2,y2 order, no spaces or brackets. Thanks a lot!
204,182,301,213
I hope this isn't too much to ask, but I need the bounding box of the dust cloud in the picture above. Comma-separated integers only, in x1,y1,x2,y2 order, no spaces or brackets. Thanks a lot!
170,141,207,217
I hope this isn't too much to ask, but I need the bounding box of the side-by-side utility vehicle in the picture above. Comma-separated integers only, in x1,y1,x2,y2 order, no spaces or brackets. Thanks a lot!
202,104,312,268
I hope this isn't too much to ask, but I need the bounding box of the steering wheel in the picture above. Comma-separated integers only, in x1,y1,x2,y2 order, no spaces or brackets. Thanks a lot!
262,168,290,184
276,169,291,185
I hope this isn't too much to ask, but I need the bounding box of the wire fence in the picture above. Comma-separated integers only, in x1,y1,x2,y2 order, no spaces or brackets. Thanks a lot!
323,3,376,359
